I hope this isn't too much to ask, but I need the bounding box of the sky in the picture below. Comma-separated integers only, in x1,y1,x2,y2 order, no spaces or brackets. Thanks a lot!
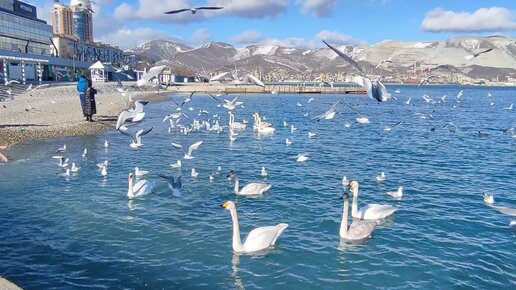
28,0,516,50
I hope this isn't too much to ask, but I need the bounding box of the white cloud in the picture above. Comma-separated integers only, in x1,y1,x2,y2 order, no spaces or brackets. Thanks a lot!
421,7,516,32
298,0,336,17
231,30,363,49
190,29,212,46
315,30,363,46
97,28,173,49
231,30,264,45
114,0,288,22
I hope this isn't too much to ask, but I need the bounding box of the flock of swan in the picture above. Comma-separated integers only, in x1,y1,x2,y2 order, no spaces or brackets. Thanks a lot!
49,84,515,255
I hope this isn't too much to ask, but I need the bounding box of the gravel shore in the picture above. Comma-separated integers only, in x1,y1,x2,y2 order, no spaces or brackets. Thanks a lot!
0,82,169,160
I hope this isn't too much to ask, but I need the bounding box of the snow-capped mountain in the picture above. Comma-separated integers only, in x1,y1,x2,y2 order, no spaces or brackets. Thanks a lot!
128,36,516,81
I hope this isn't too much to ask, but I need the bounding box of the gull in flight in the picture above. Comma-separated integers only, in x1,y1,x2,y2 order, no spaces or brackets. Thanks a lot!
223,96,243,110
137,65,166,86
322,40,364,74
505,103,513,110
171,141,203,159
384,120,402,132
53,156,69,167
71,162,81,173
417,75,435,89
158,174,182,197
313,100,340,121
55,144,66,153
465,48,494,60
119,127,153,149
164,6,223,14
404,96,411,105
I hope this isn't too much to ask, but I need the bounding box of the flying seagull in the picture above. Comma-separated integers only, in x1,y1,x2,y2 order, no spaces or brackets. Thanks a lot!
351,76,391,102
118,127,153,149
417,75,435,89
158,174,182,197
322,40,364,74
465,48,494,60
165,6,223,14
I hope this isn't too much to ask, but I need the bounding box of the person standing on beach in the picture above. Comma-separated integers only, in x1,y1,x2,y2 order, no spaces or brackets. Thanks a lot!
77,74,88,120
84,76,97,122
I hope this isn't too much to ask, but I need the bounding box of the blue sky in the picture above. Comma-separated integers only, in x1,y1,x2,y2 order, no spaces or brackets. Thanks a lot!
29,0,516,49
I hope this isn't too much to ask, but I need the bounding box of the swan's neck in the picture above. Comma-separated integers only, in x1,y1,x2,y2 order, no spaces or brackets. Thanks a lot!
233,175,240,194
340,198,349,238
351,186,359,217
229,207,244,252
127,177,134,198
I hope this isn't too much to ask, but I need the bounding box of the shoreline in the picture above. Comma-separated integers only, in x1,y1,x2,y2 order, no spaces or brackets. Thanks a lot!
0,83,169,161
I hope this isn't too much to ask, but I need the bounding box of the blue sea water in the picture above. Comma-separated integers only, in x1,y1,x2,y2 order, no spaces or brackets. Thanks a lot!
0,85,515,289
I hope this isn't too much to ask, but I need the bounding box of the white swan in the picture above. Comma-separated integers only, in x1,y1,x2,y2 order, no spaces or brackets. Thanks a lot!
227,171,271,196
221,201,288,253
483,192,494,204
340,193,376,241
127,172,154,199
387,186,403,199
349,181,398,220
228,111,247,130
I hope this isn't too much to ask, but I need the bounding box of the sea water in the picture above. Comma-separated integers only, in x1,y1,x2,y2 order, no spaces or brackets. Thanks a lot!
0,85,515,289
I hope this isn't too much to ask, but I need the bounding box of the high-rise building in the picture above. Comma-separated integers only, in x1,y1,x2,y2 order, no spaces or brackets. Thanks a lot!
52,1,93,43
51,2,73,36
0,0,52,55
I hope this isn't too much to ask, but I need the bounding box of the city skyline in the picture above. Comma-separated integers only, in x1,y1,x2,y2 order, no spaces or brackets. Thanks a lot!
27,0,516,50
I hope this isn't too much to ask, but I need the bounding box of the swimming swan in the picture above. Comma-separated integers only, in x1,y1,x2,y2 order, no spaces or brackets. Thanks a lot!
127,172,154,199
227,170,271,196
221,201,288,253
340,193,376,241
349,181,398,220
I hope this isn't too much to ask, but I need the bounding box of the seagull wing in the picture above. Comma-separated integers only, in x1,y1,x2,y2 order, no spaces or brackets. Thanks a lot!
173,176,182,189
116,110,136,130
187,141,203,155
391,120,403,129
207,92,222,103
118,129,136,143
478,48,493,55
197,6,224,10
322,40,364,75
164,8,190,14
134,100,149,113
135,127,153,143
171,143,184,150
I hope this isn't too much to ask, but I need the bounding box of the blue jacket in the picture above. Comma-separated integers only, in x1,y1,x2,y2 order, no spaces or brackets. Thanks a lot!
77,76,87,93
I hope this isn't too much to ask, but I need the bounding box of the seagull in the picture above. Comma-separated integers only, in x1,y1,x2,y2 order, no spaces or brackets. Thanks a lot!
171,141,203,159
82,148,87,158
55,145,66,153
483,192,494,204
308,131,317,138
356,116,370,124
191,168,199,178
260,167,268,178
384,120,402,132
293,153,309,163
417,75,435,89
52,156,69,167
158,174,182,197
97,160,108,169
135,167,149,177
505,103,513,110
101,166,107,177
404,96,411,105
26,84,32,91
313,100,340,121
71,162,81,173
119,127,153,149
170,160,182,169
164,6,223,14
104,140,109,148
223,96,243,111
465,48,494,60
285,138,293,146
4,80,20,86
352,76,391,102
386,186,403,199
163,112,189,123
290,125,297,133
137,65,166,86
376,172,386,182
322,40,363,74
